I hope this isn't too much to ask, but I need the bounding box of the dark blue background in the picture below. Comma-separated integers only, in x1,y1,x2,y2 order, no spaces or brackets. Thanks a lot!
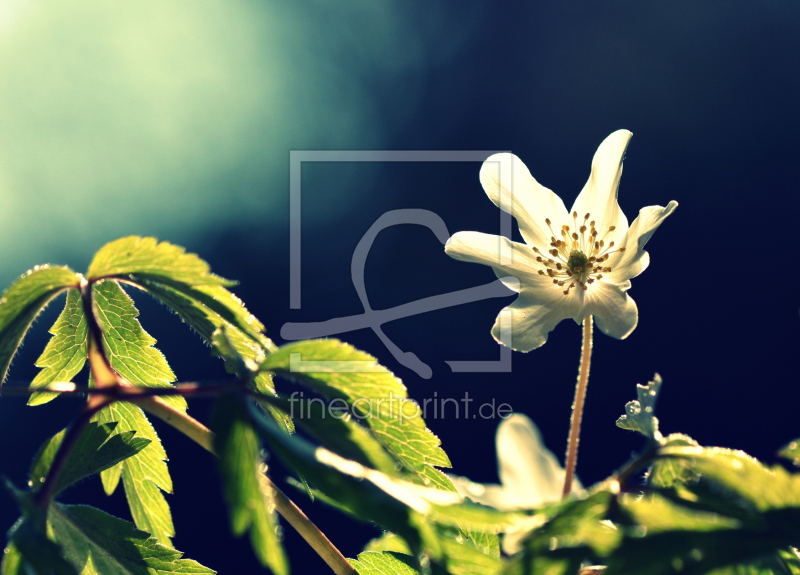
2,2,800,572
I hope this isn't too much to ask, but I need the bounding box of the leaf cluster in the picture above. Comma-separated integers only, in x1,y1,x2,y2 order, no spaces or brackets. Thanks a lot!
3,237,800,575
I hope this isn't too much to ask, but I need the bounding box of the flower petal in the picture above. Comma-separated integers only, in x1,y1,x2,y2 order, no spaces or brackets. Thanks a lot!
480,153,569,249
445,231,552,289
584,280,638,339
571,130,632,236
491,289,581,352
496,414,565,508
608,201,678,282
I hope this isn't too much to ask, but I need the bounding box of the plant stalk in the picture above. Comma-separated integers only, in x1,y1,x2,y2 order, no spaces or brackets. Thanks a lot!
2,381,238,397
563,315,593,497
78,278,356,575
137,396,357,575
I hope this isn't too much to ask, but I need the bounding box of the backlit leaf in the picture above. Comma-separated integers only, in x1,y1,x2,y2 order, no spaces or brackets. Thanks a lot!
250,404,440,558
210,392,288,575
91,280,185,410
350,552,421,575
647,434,701,488
3,520,78,575
660,446,800,512
47,503,215,574
130,278,291,432
29,422,149,496
0,266,82,384
253,392,397,475
94,401,176,547
261,339,452,488
28,289,88,406
504,490,618,575
86,236,233,288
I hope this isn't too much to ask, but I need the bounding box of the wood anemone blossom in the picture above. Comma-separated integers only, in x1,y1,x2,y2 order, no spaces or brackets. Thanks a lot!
445,129,678,352
451,414,580,554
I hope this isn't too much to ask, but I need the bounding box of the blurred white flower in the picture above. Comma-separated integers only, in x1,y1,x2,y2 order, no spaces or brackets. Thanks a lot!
452,413,580,554
445,130,677,351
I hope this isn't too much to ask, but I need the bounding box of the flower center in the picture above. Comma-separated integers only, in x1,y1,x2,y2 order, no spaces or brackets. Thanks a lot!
532,211,626,295
566,250,590,277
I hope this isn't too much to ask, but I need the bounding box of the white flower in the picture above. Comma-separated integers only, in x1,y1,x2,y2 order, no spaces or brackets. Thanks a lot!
452,413,579,554
445,130,677,351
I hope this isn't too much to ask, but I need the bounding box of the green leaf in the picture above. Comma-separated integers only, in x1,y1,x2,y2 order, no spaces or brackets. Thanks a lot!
130,278,292,432
702,549,800,574
3,481,212,575
1,484,77,575
92,280,185,410
364,531,502,574
148,281,265,345
3,521,79,575
621,491,740,533
0,541,23,575
606,464,800,575
251,402,518,564
616,374,663,441
778,548,800,575
350,552,421,575
210,392,288,575
261,339,452,488
604,529,782,575
604,502,799,575
779,439,800,467
647,434,701,488
363,532,412,555
29,422,150,496
660,446,800,513
253,392,398,475
463,528,500,559
504,491,619,575
28,289,88,405
438,535,503,575
0,266,82,384
86,236,233,288
250,403,441,558
425,500,521,534
47,503,215,574
94,402,176,547
88,236,268,353
209,326,257,377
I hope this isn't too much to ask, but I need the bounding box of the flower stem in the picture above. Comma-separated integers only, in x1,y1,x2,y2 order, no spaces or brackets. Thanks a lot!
563,315,593,497
137,396,357,575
